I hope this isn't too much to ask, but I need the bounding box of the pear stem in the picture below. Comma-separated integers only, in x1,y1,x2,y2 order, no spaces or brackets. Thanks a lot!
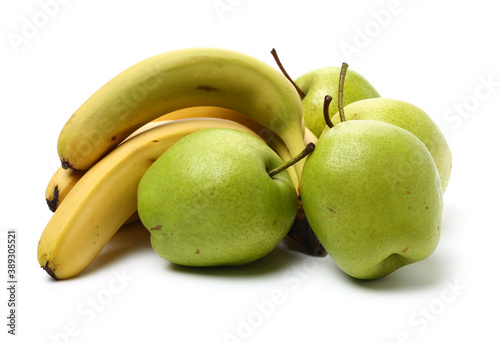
323,95,334,128
268,142,315,178
270,48,306,99
338,62,349,122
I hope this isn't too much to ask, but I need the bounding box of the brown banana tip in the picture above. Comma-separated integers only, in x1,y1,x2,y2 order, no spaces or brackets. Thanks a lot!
308,227,327,257
42,262,59,280
61,159,72,170
46,186,59,212
46,198,57,212
286,195,326,257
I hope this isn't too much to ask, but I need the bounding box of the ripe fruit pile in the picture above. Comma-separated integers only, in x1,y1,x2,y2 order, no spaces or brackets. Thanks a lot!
38,48,451,281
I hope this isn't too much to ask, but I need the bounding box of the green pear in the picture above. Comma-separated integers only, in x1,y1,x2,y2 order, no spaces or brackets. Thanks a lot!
328,98,452,193
137,128,299,267
301,120,443,279
294,66,380,137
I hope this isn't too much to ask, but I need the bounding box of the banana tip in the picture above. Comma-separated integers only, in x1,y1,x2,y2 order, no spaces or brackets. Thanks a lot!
46,186,59,212
46,198,57,212
42,262,59,280
61,159,73,170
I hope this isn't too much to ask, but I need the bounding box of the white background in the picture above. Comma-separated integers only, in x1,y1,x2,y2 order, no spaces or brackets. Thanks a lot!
1,0,499,342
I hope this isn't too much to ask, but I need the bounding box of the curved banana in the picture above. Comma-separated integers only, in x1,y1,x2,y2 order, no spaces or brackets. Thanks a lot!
56,48,305,181
39,118,263,280
45,167,85,212
45,167,141,224
153,106,259,128
156,105,306,134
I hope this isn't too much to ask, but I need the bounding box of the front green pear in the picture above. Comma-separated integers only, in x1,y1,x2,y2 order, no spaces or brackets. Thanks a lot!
295,67,380,137
301,120,443,280
137,128,298,267
329,98,452,193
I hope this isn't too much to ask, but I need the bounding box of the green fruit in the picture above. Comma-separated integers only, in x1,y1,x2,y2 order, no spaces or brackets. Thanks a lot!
328,98,452,193
294,66,380,137
137,128,298,267
301,120,443,280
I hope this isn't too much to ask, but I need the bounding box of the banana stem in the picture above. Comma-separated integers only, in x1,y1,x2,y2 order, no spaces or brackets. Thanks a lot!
323,95,334,128
268,143,315,178
338,62,349,122
270,48,306,99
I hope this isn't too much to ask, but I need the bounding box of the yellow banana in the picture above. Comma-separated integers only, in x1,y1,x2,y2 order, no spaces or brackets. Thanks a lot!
154,105,306,134
56,48,305,182
45,167,85,212
118,120,173,144
304,127,319,145
45,167,141,224
38,118,263,280
153,106,258,126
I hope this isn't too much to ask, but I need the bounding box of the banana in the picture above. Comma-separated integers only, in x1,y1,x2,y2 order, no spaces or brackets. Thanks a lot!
119,120,173,144
38,118,263,280
56,48,305,182
153,106,266,131
45,167,141,224
45,167,85,212
154,105,306,134
304,127,319,145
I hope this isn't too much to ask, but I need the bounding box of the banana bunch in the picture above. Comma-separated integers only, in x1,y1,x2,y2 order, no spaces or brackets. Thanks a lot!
39,48,314,280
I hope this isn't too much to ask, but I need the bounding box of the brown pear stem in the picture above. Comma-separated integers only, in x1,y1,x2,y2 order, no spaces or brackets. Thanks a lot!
268,142,315,178
323,95,334,128
270,48,306,99
338,62,349,122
